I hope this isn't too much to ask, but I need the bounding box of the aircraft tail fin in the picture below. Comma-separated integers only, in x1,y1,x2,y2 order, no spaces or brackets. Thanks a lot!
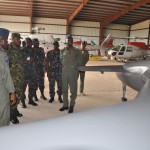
101,34,111,47
100,34,111,56
91,40,96,46
106,39,114,48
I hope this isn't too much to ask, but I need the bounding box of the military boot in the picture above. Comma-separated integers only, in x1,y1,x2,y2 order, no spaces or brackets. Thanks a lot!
40,89,47,100
10,110,19,124
28,99,38,106
15,108,23,117
68,106,74,113
49,97,54,103
59,106,69,111
21,100,27,108
34,91,39,101
58,95,63,103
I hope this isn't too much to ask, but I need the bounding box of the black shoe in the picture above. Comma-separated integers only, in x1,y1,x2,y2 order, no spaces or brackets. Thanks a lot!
49,97,54,103
21,101,27,108
58,96,63,103
59,106,69,111
15,109,23,117
41,94,47,100
10,115,19,124
11,117,19,124
28,101,38,106
68,106,74,113
34,95,39,101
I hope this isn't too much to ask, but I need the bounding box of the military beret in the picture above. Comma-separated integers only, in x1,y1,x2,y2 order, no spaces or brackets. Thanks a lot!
0,28,9,38
32,38,39,44
66,34,73,39
11,33,22,39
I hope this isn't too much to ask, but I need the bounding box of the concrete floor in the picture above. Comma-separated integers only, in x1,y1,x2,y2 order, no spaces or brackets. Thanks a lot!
17,60,137,124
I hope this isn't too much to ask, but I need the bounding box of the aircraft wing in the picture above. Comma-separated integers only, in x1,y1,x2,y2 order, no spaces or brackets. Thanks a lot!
0,97,150,150
78,65,123,72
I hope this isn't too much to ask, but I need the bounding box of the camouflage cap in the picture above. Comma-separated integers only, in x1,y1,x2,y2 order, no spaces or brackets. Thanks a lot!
32,38,39,44
0,28,9,38
11,33,22,39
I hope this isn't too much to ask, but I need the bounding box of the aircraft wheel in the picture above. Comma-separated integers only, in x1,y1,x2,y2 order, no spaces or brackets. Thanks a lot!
121,97,127,102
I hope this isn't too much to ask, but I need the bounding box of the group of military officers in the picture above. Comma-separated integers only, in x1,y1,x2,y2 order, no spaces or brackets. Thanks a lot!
0,27,89,127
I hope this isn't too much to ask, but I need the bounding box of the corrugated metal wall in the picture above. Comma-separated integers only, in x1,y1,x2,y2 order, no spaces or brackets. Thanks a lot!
0,15,149,46
32,17,67,43
0,15,67,41
104,24,129,46
70,20,100,45
0,15,30,38
130,19,150,44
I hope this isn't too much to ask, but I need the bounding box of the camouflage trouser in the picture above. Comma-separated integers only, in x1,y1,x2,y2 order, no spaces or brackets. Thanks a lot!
11,74,24,110
48,74,62,98
35,73,45,91
23,76,36,100
78,71,85,93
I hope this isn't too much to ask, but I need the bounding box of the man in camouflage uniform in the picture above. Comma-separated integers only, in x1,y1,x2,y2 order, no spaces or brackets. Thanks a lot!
59,34,82,113
0,28,16,126
46,41,63,103
7,33,24,124
78,41,89,96
32,38,47,101
22,37,37,107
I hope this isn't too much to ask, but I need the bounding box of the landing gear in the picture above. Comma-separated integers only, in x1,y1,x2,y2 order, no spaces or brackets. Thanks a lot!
122,82,127,102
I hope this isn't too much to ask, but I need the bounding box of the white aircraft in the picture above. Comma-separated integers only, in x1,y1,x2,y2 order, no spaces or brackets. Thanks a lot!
73,34,112,57
108,41,150,62
0,60,150,150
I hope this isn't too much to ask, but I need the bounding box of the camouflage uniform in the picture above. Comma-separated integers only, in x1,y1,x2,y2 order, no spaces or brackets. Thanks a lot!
22,46,36,103
7,42,24,122
7,42,24,107
33,47,46,96
47,49,62,99
78,50,89,93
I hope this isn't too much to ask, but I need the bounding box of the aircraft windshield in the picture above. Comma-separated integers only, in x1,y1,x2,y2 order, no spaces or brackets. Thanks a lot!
112,45,121,51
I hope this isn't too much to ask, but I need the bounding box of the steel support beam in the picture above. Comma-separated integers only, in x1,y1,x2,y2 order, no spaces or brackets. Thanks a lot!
29,0,33,34
67,0,90,24
100,0,150,27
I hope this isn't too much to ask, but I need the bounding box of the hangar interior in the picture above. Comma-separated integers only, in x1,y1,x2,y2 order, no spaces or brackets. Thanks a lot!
0,0,150,46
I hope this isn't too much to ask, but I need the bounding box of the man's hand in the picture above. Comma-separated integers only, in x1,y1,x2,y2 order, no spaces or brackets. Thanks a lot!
10,92,16,106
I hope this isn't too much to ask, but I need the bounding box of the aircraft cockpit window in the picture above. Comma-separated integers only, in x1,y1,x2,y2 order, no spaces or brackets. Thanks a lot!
112,45,121,51
120,46,126,52
126,47,132,52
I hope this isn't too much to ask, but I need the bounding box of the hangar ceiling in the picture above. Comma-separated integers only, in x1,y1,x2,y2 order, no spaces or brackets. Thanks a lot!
0,0,150,26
